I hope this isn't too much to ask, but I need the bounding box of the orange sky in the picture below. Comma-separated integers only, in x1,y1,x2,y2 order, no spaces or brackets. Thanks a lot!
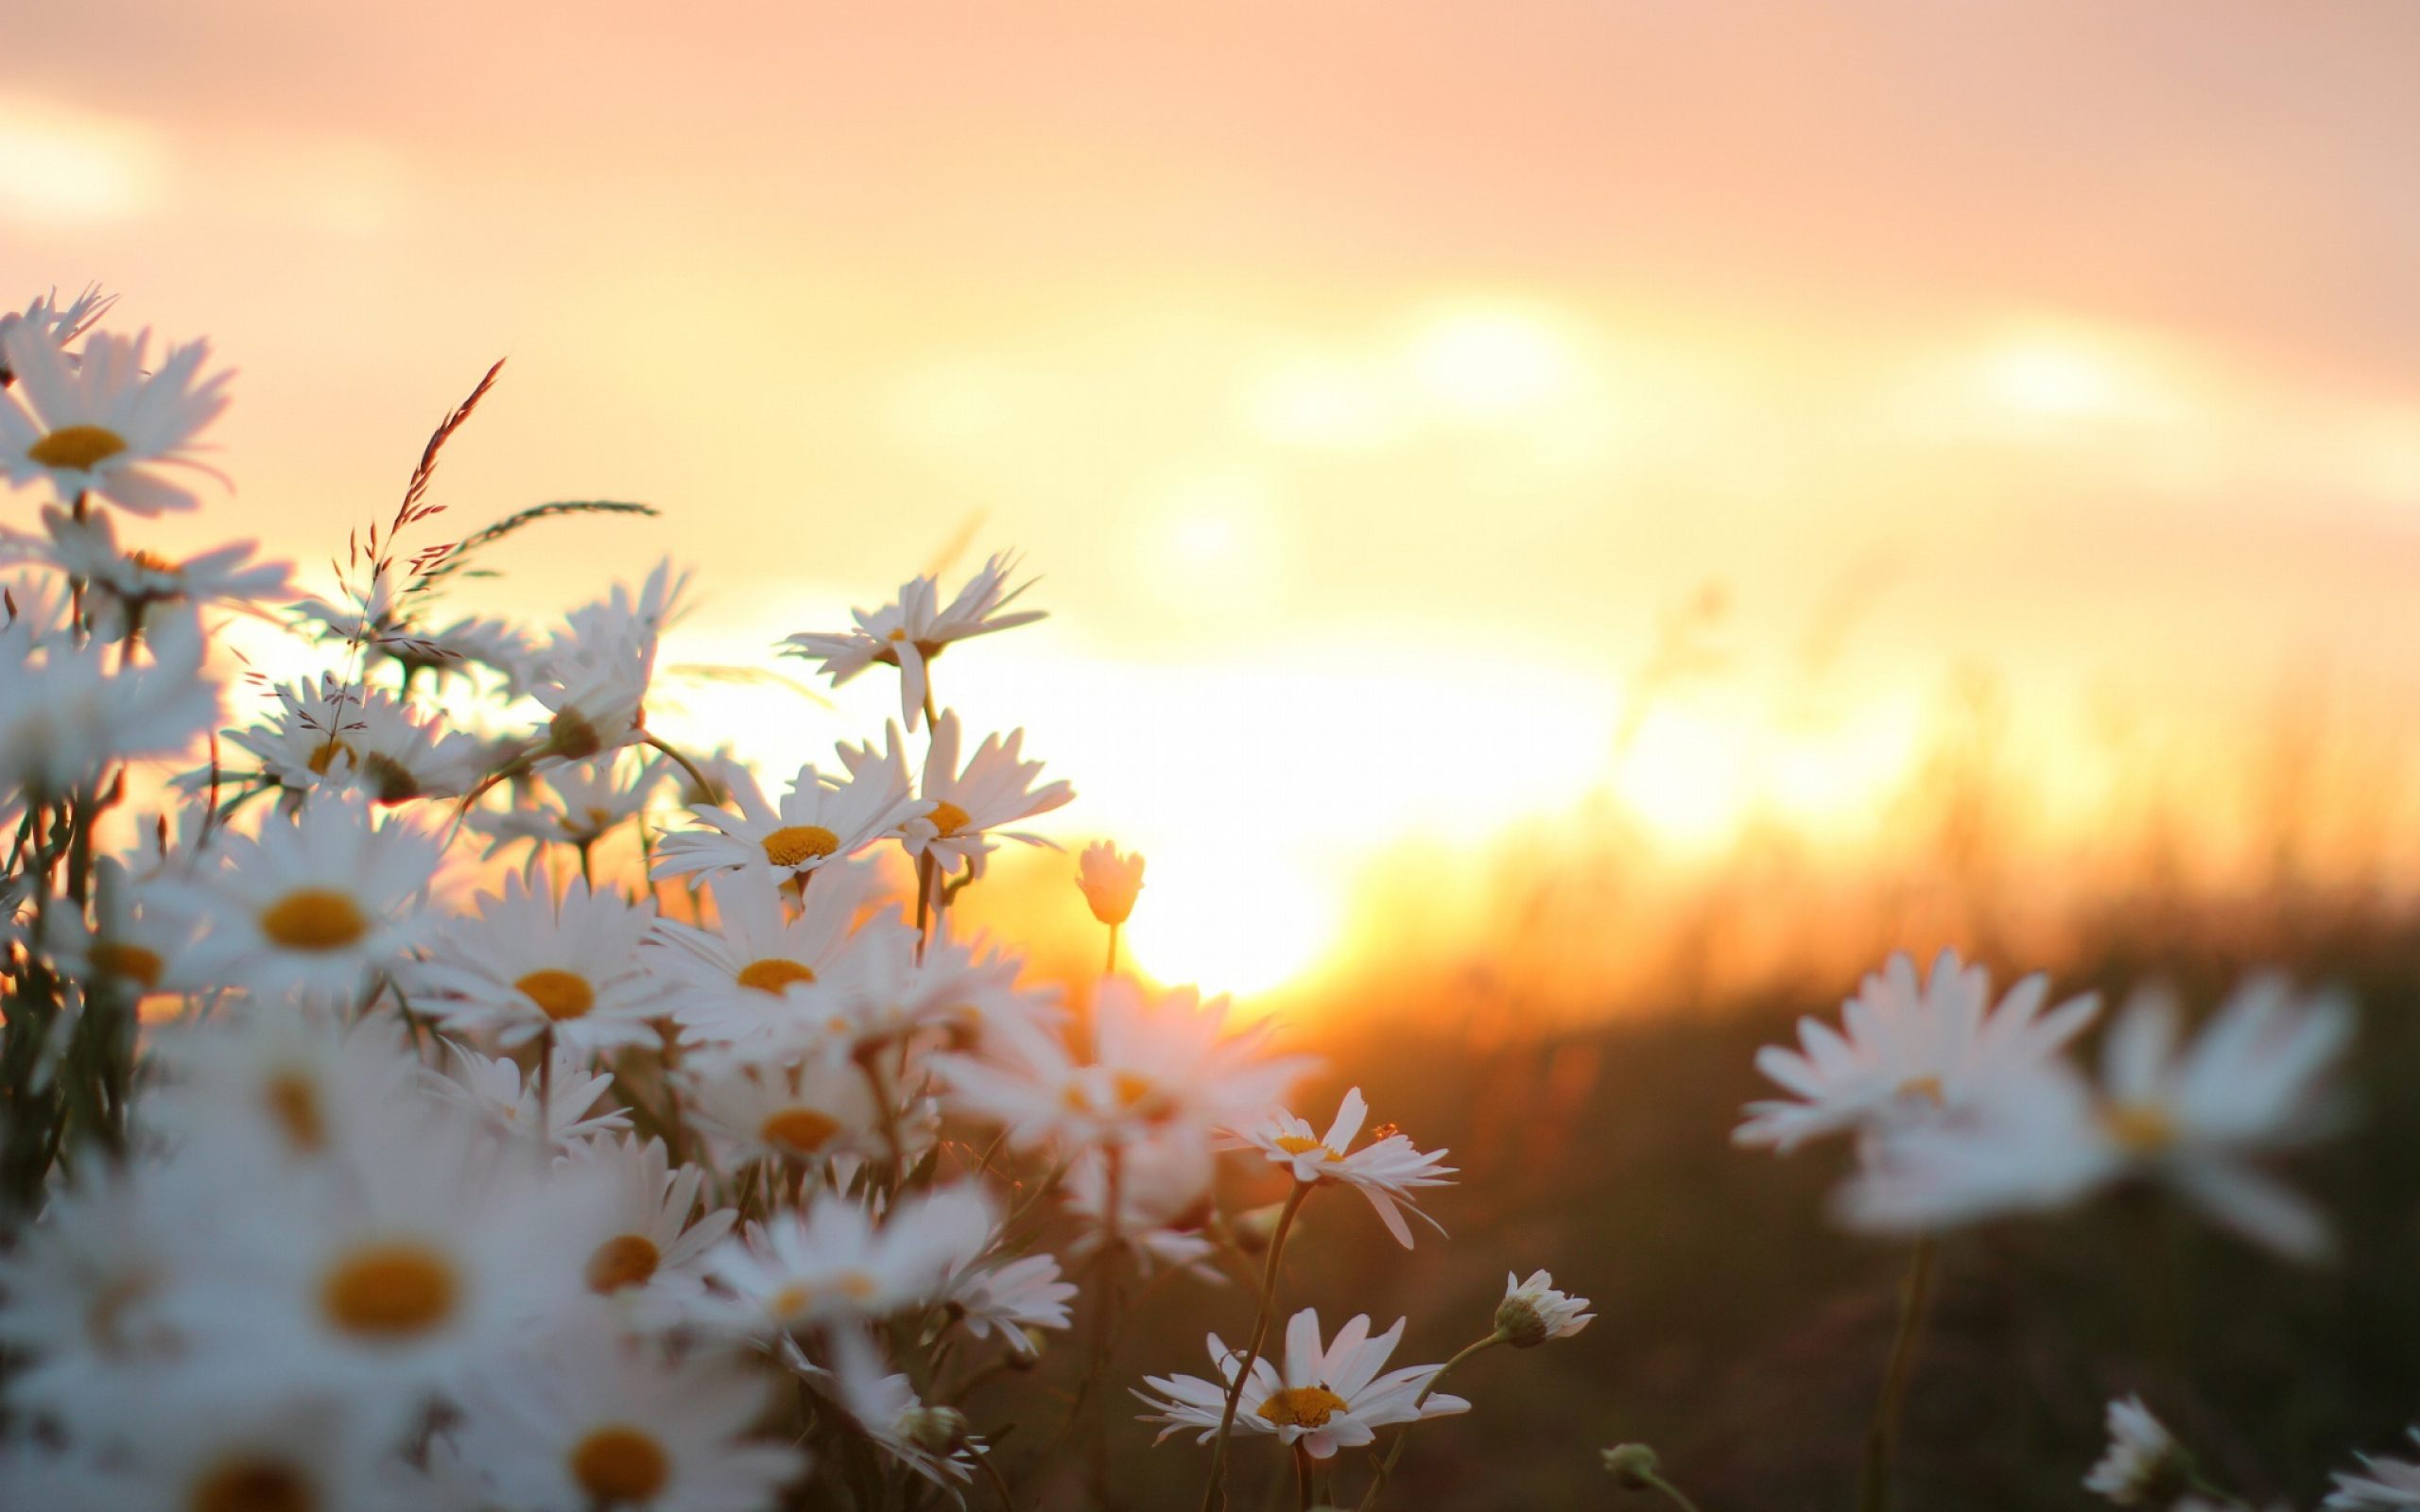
10,2,2420,997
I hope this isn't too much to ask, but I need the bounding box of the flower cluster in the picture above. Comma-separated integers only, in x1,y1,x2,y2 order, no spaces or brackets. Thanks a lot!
0,284,1591,1511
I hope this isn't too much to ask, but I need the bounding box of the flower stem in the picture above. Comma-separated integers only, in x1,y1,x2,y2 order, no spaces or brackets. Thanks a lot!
1201,1181,1310,1512
1294,1441,1317,1512
1105,921,1120,978
1857,1234,1939,1512
1638,1470,1705,1512
640,732,717,804
1354,1332,1502,1509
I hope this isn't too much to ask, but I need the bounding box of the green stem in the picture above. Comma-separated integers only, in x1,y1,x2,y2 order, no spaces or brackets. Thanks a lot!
1857,1235,1940,1512
1201,1182,1311,1512
1640,1470,1704,1512
1355,1332,1502,1509
641,732,717,804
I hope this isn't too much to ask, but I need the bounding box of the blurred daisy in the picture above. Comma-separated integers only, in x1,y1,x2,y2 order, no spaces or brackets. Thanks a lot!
470,751,665,857
779,550,1044,731
1063,1134,1219,1273
175,791,443,1002
885,712,1074,877
447,1326,804,1512
427,1040,632,1151
37,854,208,998
697,1185,992,1334
2326,1430,2420,1510
414,876,673,1053
0,605,217,799
93,1387,430,1512
555,1136,735,1313
1136,1309,1470,1461
1495,1270,1593,1349
946,1250,1077,1357
0,324,232,514
652,760,925,886
0,504,289,635
1736,949,2100,1153
1233,1087,1457,1248
2084,1395,2186,1506
0,1162,197,1435
1076,840,1146,926
294,574,536,692
147,1004,424,1169
0,284,115,383
1841,975,2353,1259
817,1332,985,1491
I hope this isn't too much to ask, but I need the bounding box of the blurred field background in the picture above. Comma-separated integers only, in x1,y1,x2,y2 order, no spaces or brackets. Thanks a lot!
12,2,2420,1505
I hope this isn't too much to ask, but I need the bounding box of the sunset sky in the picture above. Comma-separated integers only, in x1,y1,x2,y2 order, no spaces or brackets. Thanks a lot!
10,1,2420,996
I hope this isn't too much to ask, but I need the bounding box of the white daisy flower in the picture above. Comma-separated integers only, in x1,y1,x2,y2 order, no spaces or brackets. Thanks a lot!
1063,1134,1220,1273
522,559,687,764
426,1040,632,1151
696,1185,993,1335
446,1325,804,1512
779,550,1045,731
0,284,116,382
146,1003,425,1169
88,1385,432,1512
0,604,217,799
2083,1395,2187,1505
36,854,208,998
469,751,665,856
945,1249,1077,1357
652,759,926,885
174,790,444,1003
413,876,674,1053
1135,1308,1471,1461
0,504,289,635
1076,840,1146,926
2326,1430,2420,1510
1231,1087,1457,1248
675,1042,887,1168
815,1332,986,1491
217,674,490,804
1495,1270,1594,1349
554,1135,736,1314
648,858,910,1044
1841,975,2353,1259
934,976,1311,1152
1735,948,2100,1153
0,324,232,514
881,712,1074,878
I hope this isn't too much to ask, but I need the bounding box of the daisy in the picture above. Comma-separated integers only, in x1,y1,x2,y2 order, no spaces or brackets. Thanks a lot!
2084,1395,2187,1506
554,1135,736,1314
172,790,444,1003
218,674,490,804
0,504,289,635
1076,840,1146,926
779,550,1045,731
88,1385,432,1512
934,976,1311,1152
1495,1270,1594,1349
445,1325,804,1512
874,713,1073,878
146,1003,425,1169
0,604,217,799
675,1042,888,1168
2326,1430,2420,1510
1841,976,2353,1259
523,559,687,763
293,574,536,691
425,1040,632,1151
36,854,209,998
413,876,674,1053
696,1185,993,1335
470,751,665,856
0,323,232,514
945,1250,1078,1357
1735,949,2100,1153
1231,1088,1457,1248
804,923,1051,1059
1063,1134,1220,1273
652,759,926,885
0,284,116,383
648,858,911,1044
1135,1309,1470,1461
814,1332,985,1491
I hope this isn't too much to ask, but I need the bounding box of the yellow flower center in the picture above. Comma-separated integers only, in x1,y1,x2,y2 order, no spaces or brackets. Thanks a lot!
259,888,369,952
925,801,971,838
90,940,164,989
569,1425,669,1505
760,1107,842,1154
319,1242,458,1340
304,741,355,778
264,1072,326,1152
546,709,605,760
585,1234,662,1295
27,423,129,472
515,969,596,1022
1063,1070,1171,1120
761,824,840,867
1256,1384,1350,1429
1897,1075,1945,1105
2103,1100,2178,1155
769,1283,814,1318
190,1456,316,1512
736,957,816,993
127,547,180,575
1272,1134,1338,1160
85,1269,156,1357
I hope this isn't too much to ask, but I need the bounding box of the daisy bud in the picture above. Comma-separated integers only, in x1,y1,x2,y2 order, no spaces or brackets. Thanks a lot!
1602,1444,1662,1489
900,1404,971,1454
1075,842,1145,926
1494,1269,1595,1349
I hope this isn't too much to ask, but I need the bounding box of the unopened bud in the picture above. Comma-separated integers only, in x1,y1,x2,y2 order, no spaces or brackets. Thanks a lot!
1076,842,1146,927
1602,1444,1661,1489
901,1404,970,1453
